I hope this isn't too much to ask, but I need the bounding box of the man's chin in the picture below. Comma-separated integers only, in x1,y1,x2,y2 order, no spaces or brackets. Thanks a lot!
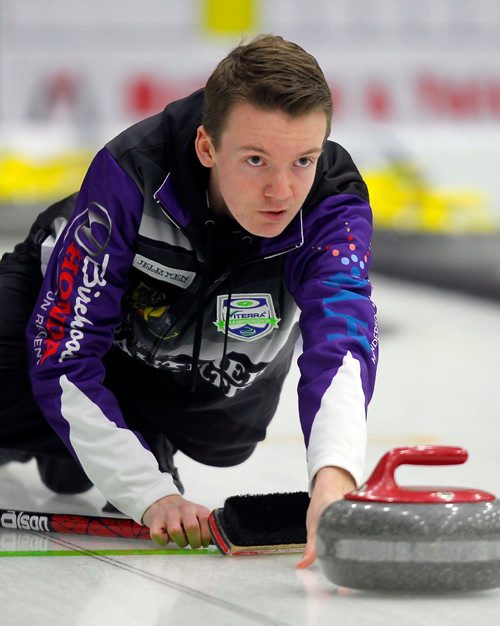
251,222,290,238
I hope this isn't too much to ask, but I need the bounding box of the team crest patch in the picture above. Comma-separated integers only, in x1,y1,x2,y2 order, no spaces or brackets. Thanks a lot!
214,294,280,342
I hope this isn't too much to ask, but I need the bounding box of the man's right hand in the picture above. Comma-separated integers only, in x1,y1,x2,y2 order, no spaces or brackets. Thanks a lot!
142,494,212,549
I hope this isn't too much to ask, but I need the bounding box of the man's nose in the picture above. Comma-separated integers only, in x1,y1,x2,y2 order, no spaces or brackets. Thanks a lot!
264,170,292,200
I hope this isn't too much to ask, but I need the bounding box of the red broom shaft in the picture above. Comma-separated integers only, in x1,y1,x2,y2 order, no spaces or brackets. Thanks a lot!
0,508,151,540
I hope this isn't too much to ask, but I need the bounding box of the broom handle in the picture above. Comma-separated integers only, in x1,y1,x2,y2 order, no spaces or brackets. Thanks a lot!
0,507,151,540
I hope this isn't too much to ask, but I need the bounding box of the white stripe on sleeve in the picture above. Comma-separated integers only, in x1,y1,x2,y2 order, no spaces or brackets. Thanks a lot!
59,375,179,523
306,351,367,492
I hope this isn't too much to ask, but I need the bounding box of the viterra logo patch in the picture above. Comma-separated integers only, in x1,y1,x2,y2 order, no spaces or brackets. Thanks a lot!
214,294,280,342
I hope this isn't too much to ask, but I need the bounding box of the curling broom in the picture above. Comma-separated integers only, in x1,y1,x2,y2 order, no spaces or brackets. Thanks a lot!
0,492,310,552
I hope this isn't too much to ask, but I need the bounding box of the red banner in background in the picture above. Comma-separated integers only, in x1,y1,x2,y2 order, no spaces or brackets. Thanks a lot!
122,74,500,122
417,74,500,118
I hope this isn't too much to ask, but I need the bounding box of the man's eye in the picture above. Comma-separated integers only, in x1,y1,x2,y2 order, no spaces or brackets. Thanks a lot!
295,157,313,168
246,156,264,166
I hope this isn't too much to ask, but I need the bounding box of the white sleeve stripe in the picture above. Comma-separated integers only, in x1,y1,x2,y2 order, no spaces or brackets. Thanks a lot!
59,375,179,523
306,351,367,492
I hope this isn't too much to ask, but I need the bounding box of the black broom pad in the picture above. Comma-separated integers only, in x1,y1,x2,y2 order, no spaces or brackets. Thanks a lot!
220,492,309,546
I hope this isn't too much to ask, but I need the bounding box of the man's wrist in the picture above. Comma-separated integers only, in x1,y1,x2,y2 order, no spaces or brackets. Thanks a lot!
313,465,356,494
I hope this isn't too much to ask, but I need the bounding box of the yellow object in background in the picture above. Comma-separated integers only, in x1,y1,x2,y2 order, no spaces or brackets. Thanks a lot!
363,159,496,234
201,0,258,35
0,151,92,204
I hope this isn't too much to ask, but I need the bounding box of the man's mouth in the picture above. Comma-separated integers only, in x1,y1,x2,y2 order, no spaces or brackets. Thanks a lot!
260,209,287,221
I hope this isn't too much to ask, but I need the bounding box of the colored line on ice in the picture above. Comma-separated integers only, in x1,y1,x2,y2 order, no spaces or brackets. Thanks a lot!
0,547,220,557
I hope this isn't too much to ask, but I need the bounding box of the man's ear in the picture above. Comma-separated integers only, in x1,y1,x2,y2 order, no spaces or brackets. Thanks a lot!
195,125,216,167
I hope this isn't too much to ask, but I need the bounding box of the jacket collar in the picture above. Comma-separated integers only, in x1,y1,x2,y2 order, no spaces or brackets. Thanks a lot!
259,210,304,258
154,172,194,231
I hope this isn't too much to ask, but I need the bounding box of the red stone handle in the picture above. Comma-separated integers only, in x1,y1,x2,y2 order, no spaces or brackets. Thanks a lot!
346,445,495,503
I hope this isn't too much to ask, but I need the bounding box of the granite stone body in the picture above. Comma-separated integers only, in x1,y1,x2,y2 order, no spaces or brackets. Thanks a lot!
317,498,500,591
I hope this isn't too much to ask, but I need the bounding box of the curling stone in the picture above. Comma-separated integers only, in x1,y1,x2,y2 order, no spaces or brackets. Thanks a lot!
316,445,500,592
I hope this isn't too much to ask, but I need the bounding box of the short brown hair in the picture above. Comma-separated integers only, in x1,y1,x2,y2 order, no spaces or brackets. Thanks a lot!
203,34,332,148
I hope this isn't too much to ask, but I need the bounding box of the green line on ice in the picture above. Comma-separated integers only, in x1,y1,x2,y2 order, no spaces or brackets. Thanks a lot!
0,547,220,557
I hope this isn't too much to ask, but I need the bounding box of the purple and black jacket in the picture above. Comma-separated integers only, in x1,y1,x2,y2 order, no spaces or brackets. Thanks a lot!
26,90,378,523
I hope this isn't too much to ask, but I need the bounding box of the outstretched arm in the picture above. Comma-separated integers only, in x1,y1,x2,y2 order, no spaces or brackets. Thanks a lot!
286,192,378,568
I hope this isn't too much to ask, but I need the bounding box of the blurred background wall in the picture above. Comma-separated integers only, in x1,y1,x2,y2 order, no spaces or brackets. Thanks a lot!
0,0,499,293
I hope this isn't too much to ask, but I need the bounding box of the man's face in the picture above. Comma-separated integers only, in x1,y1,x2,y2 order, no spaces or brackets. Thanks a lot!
195,102,327,238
